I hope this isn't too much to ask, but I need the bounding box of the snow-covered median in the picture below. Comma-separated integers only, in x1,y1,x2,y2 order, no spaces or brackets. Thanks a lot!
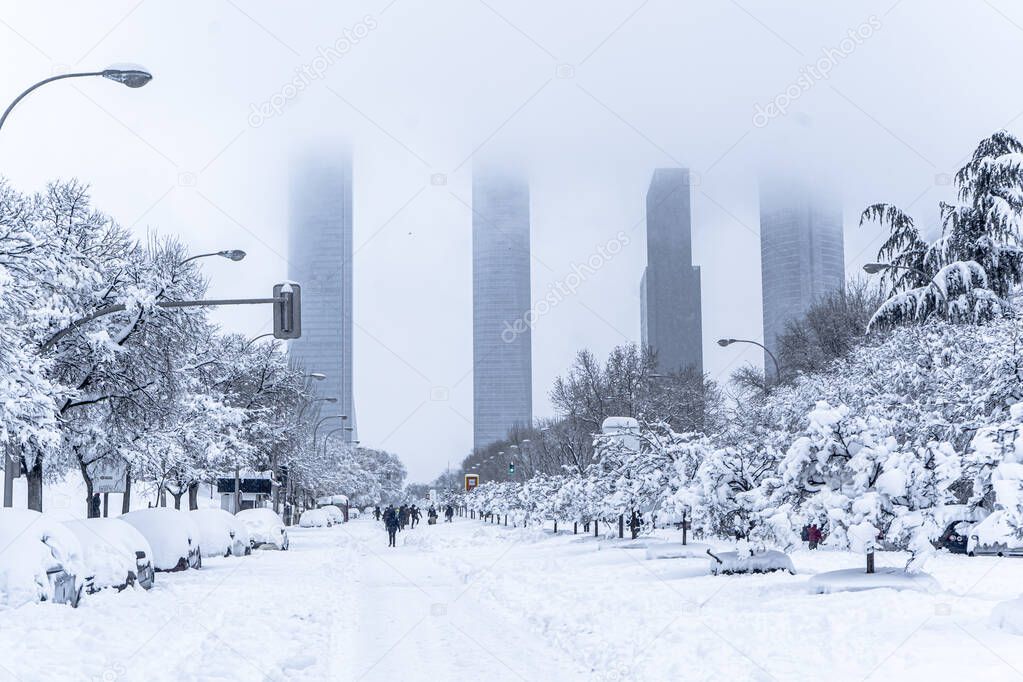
807,567,939,594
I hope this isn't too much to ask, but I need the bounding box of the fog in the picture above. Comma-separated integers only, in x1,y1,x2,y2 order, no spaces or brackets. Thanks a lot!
2,0,1021,481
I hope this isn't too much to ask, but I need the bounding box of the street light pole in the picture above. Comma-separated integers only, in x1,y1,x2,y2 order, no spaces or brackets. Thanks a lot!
717,338,781,380
862,262,947,302
1,67,153,136
179,250,247,266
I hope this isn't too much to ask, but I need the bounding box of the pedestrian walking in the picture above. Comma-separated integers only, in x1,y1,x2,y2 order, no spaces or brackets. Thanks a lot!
398,505,409,530
444,504,454,523
383,505,399,547
373,506,381,522
411,505,421,528
808,523,822,550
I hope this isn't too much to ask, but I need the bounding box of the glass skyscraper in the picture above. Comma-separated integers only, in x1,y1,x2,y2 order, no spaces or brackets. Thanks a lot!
472,164,532,451
640,168,703,375
288,149,356,442
759,174,844,376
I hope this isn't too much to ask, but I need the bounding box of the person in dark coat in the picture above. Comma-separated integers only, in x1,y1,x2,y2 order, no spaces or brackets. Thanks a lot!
383,505,399,547
373,506,381,522
411,505,421,528
807,523,823,550
398,505,409,530
444,505,454,522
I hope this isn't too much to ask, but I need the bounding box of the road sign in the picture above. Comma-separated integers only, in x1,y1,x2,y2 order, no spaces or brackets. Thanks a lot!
464,474,479,491
88,456,128,494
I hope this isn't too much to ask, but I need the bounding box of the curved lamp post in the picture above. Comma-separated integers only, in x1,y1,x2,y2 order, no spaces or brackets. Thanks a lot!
862,262,946,302
1,67,153,135
297,396,337,422
180,250,246,266
312,415,347,447
717,338,781,379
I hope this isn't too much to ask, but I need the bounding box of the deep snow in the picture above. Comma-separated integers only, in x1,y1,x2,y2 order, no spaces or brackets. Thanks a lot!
2,517,1023,680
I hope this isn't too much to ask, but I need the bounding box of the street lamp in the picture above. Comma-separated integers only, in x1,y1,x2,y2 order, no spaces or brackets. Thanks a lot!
297,396,337,422
717,338,781,379
862,262,946,301
1,66,153,135
312,415,347,446
180,250,247,265
308,373,327,381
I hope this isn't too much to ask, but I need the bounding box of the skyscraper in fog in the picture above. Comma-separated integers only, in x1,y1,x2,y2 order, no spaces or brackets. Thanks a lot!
759,174,844,376
472,164,532,450
288,149,356,442
640,168,703,374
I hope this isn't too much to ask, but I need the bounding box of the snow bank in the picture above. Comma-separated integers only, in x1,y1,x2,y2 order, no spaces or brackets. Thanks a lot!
991,595,1023,635
707,549,795,575
121,509,200,571
0,509,83,608
645,542,711,560
807,567,939,594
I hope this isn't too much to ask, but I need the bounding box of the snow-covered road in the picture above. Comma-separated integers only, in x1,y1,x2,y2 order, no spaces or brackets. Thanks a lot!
0,517,584,681
4,516,1023,681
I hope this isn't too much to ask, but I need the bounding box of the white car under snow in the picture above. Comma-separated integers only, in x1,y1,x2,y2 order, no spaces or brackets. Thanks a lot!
120,509,202,571
190,509,251,558
968,510,1023,556
63,518,155,593
236,508,289,550
0,509,83,608
299,508,332,528
320,505,345,524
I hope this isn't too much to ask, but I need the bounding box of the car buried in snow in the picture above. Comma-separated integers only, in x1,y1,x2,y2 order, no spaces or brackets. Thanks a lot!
62,517,156,593
190,508,251,558
968,510,1023,557
0,509,84,608
120,509,202,571
236,508,289,550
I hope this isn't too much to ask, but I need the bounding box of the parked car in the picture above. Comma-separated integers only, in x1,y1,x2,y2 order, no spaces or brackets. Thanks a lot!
121,509,202,571
969,510,1023,556
299,508,331,528
63,518,155,593
191,509,251,558
348,507,361,519
320,505,344,525
936,520,974,554
0,509,83,608
237,508,289,550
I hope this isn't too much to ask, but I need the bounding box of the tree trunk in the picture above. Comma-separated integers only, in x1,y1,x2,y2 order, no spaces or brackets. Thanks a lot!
866,550,875,574
574,522,578,535
122,467,132,514
26,456,43,512
188,481,199,510
171,490,183,510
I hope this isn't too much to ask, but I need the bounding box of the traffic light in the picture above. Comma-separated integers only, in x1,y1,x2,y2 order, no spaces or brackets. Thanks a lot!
273,283,302,339
508,462,515,475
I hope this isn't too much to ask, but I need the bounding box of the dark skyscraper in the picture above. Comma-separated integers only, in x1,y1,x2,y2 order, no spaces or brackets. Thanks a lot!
759,173,844,376
472,164,532,451
640,168,703,375
288,148,356,442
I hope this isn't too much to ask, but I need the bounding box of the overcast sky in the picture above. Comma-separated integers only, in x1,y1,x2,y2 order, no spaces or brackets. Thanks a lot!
2,1,1022,482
